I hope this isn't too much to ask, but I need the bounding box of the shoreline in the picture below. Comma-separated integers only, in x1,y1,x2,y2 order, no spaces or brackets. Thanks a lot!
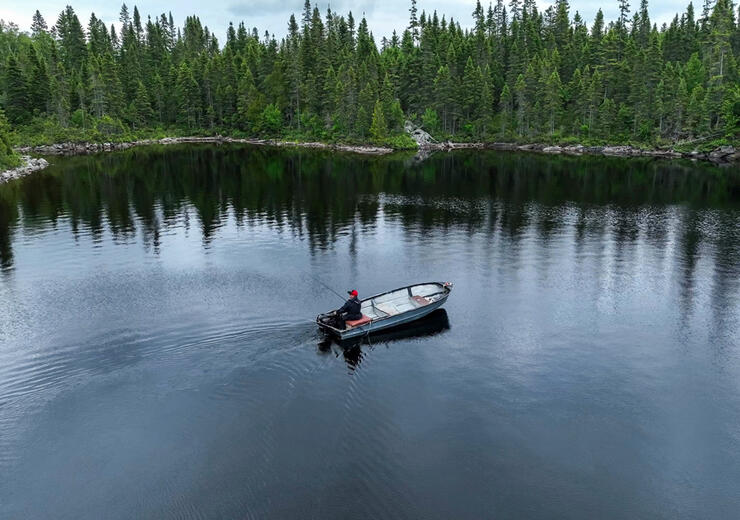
3,136,738,185
0,155,50,184
419,141,740,164
15,136,396,157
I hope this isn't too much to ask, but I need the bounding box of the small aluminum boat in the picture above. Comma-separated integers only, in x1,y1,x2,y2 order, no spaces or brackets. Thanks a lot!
317,282,453,340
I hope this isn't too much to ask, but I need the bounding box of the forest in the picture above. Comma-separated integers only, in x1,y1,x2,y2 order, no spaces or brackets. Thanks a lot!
0,0,739,168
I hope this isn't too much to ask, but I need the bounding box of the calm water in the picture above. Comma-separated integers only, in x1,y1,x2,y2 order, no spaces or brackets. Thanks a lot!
1,145,739,519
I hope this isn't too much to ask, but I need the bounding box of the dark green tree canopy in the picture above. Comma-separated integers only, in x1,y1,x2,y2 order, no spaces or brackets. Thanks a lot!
0,0,737,145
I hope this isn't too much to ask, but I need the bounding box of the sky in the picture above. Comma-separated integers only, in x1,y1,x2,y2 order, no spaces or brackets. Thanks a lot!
1,0,689,44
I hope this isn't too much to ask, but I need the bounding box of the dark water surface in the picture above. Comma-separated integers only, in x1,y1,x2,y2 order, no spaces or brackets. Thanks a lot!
1,145,739,519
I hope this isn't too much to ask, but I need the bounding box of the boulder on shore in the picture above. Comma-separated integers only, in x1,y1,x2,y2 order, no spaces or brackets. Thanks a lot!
708,145,736,162
405,121,437,148
0,156,49,184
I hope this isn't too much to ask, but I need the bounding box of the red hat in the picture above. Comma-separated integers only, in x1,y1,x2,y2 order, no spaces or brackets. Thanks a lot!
348,289,358,297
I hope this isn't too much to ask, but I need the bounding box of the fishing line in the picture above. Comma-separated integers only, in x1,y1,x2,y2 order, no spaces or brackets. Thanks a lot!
309,275,347,302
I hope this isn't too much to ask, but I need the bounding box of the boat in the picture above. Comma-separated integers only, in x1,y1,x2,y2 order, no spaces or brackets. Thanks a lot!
316,281,453,340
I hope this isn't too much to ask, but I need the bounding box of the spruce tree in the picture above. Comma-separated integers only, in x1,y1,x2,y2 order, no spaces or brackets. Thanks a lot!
31,10,48,36
499,83,513,134
543,70,563,135
28,45,50,115
0,0,733,146
0,109,20,168
687,85,707,135
5,55,30,124
409,0,420,43
369,99,388,141
55,6,87,73
130,81,154,129
175,62,202,128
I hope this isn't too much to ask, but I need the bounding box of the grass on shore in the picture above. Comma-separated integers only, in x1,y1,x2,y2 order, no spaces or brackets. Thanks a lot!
13,115,419,150
11,115,738,154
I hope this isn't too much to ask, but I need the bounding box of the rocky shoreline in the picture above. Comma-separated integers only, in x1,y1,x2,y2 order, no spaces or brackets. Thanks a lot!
4,134,738,185
400,121,739,164
15,136,394,157
0,156,50,184
423,141,740,164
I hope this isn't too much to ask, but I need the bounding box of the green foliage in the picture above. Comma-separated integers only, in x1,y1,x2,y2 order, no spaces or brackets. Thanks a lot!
382,133,418,149
5,55,30,124
261,103,282,134
96,115,128,137
421,108,440,136
129,82,154,129
370,99,388,142
0,0,738,149
0,109,21,169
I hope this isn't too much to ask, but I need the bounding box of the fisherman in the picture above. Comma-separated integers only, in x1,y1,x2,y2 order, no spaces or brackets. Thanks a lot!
334,289,362,329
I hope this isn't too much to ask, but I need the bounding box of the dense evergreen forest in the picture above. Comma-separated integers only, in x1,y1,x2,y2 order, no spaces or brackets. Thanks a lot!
0,0,739,168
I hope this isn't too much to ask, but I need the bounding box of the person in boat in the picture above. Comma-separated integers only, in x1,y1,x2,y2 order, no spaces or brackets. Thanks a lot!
335,289,362,329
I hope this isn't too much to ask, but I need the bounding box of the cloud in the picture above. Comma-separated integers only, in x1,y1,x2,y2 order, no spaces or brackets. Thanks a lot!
227,0,381,20
2,0,693,43
228,1,296,17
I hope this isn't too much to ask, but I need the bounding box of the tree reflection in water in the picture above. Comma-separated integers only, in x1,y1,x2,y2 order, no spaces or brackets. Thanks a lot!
1,144,738,285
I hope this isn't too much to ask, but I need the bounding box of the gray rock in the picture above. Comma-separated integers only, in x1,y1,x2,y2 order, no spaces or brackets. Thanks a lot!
542,146,563,154
0,156,50,184
602,145,635,156
405,121,436,148
708,145,736,162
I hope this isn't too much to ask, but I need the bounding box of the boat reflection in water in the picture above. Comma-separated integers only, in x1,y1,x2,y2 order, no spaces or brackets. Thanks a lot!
319,309,451,370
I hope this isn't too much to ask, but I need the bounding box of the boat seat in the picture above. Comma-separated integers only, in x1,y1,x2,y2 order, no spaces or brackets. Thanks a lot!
412,295,430,306
345,314,372,328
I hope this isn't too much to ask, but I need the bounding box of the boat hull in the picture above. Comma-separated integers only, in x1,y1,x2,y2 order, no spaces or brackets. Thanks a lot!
336,294,449,339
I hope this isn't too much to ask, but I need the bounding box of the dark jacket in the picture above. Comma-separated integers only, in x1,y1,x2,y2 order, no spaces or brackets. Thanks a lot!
338,297,362,320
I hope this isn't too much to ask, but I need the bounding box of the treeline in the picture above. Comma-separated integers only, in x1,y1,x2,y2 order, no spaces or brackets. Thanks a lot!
0,0,739,155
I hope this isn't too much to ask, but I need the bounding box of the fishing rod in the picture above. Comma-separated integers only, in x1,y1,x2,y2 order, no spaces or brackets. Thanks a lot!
311,275,347,303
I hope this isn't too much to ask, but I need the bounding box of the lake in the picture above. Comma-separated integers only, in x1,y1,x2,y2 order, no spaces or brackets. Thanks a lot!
1,145,739,519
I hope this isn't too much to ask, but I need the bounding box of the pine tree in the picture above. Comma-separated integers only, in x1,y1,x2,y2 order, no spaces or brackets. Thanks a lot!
514,73,529,134
434,65,456,134
355,106,369,138
31,10,48,36
543,70,563,135
0,0,731,146
684,52,706,92
409,0,419,43
687,85,707,134
388,99,406,134
618,0,631,31
5,55,30,124
480,75,495,135
101,53,125,117
0,109,20,168
89,57,106,118
175,62,202,128
28,45,50,115
499,83,513,134
120,4,131,26
369,99,388,141
55,6,87,73
130,81,154,129
236,67,263,132
596,97,616,138
461,57,480,121
675,77,689,136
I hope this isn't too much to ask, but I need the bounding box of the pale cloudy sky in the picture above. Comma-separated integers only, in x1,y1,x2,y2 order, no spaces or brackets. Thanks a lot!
0,0,690,43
